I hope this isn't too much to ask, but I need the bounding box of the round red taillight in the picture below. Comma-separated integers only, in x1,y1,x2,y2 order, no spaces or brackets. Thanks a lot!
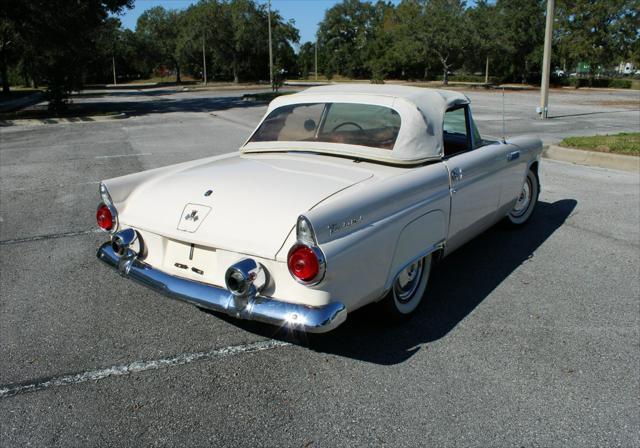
96,204,113,231
288,244,320,283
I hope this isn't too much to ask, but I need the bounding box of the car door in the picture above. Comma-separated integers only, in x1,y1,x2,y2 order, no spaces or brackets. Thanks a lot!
442,106,508,254
498,142,530,213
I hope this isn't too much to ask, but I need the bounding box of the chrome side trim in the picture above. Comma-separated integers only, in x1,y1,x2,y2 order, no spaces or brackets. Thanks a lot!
383,240,445,291
97,243,346,333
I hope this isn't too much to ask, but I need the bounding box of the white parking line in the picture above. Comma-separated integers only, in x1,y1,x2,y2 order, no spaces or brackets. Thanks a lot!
95,153,152,159
0,339,291,399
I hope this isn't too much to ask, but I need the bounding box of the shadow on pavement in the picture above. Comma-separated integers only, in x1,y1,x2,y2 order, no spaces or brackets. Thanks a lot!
81,95,267,116
17,89,272,119
549,109,635,119
212,199,577,365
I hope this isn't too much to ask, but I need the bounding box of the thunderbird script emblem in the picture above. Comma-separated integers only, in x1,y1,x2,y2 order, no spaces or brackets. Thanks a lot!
184,210,199,222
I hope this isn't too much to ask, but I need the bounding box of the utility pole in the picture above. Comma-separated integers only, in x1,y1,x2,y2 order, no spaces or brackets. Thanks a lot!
202,35,207,86
112,56,117,86
539,0,554,119
267,0,274,88
315,37,318,81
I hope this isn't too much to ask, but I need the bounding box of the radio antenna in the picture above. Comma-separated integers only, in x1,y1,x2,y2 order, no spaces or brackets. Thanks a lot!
501,87,506,143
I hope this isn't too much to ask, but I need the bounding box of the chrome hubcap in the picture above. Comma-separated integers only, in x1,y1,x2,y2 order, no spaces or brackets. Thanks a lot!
511,177,532,217
394,259,424,303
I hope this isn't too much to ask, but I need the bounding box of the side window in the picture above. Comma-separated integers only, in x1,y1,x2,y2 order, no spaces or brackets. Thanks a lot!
443,106,470,157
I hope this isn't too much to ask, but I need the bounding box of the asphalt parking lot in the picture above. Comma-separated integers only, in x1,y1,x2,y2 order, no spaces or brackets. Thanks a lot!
1,87,639,447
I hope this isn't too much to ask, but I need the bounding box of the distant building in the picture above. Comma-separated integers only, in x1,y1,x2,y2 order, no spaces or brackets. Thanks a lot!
617,62,636,75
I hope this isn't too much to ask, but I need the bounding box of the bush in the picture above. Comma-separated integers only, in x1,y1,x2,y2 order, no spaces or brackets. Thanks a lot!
435,73,498,84
609,79,633,89
558,77,633,89
370,68,386,84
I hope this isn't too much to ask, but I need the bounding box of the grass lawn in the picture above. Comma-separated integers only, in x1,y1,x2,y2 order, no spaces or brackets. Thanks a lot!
559,133,640,156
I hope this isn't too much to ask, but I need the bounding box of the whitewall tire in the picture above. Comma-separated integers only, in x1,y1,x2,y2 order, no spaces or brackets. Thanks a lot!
506,169,539,226
382,254,432,319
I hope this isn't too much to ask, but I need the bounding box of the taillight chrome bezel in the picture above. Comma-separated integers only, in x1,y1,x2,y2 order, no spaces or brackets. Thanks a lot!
98,183,118,234
287,243,326,286
288,215,326,286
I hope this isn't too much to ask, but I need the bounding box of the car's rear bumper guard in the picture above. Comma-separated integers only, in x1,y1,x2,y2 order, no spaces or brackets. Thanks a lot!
96,243,346,333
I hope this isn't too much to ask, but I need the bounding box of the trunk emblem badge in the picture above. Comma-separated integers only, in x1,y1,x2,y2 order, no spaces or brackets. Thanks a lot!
178,204,211,232
185,210,199,222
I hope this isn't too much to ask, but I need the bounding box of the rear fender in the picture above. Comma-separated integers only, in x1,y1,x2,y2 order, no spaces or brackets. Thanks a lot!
385,210,447,291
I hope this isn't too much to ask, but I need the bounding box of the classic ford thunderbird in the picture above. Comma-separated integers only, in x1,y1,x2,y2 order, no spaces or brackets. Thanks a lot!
96,85,541,333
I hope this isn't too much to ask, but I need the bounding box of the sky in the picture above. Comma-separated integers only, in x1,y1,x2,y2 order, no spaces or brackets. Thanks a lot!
117,0,401,45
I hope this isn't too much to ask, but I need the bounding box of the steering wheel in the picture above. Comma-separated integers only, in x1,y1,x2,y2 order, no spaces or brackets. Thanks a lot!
332,121,364,132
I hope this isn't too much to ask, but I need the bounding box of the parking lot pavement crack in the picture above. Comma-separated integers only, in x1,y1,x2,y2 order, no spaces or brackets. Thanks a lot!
563,220,640,249
0,339,291,399
0,229,101,246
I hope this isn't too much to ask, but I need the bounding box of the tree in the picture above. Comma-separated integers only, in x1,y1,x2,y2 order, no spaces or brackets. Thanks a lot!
387,0,434,79
296,42,316,78
464,0,505,81
318,0,378,78
0,16,20,94
364,0,398,81
421,0,468,85
494,0,545,83
88,19,153,84
176,0,298,83
556,0,640,72
177,0,222,81
137,6,183,82
3,0,133,108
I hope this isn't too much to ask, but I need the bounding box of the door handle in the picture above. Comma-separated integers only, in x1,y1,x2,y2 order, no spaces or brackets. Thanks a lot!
507,151,520,161
451,167,463,182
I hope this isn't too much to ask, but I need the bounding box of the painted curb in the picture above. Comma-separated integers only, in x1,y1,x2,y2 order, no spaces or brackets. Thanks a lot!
0,112,127,127
543,144,639,173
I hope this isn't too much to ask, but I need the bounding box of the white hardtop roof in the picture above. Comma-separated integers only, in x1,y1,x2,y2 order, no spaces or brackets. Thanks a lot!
242,84,470,164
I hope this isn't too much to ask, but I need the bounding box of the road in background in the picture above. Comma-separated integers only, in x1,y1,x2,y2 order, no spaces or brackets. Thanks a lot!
1,87,638,446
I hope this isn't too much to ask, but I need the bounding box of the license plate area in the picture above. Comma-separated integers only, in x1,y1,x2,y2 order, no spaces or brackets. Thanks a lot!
163,239,217,279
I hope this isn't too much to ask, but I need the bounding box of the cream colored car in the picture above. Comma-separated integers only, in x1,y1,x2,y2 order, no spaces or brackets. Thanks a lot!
96,85,542,333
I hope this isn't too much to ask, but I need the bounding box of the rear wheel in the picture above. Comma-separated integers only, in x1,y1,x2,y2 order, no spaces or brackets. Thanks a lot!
381,254,432,319
505,169,539,227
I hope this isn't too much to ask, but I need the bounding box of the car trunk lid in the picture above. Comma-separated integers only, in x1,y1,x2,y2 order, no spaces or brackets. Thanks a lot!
116,153,372,259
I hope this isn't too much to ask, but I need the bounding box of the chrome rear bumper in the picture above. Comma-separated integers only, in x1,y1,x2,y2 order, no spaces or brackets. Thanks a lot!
96,243,346,333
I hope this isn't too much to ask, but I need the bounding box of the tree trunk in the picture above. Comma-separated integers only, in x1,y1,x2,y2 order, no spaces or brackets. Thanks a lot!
1,53,9,94
175,63,181,83
233,55,239,83
438,53,449,85
485,56,489,84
